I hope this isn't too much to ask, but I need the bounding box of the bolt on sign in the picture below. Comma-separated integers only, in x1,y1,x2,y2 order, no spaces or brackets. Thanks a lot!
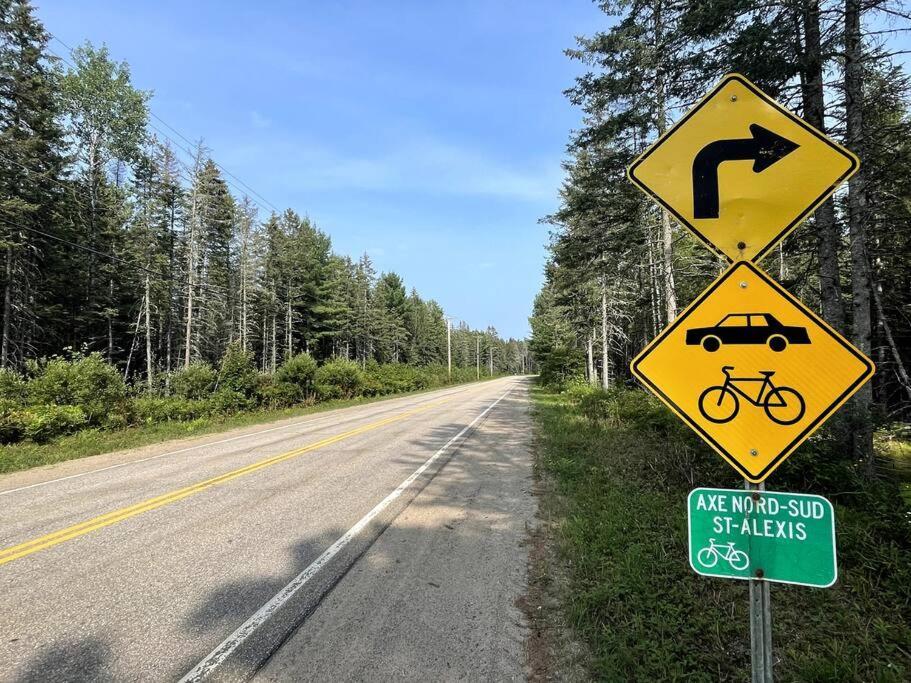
631,261,874,482
688,488,836,588
627,73,859,263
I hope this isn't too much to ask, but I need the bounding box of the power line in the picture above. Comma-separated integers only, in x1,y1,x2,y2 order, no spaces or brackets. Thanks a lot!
46,34,282,217
0,217,233,298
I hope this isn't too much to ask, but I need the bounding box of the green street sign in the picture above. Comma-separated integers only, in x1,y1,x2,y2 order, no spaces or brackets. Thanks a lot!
687,487,836,588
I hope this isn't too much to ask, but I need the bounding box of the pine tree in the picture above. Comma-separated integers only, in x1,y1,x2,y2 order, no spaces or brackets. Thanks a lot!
0,0,67,367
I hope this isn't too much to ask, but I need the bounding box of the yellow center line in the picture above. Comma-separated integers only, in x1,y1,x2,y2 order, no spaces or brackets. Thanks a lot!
0,394,458,567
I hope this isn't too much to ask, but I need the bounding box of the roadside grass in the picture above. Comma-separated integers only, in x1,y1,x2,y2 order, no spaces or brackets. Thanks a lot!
0,378,496,475
531,383,911,682
875,428,911,504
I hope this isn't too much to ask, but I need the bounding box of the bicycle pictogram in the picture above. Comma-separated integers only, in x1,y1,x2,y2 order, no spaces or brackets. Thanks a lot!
696,539,750,571
698,366,805,425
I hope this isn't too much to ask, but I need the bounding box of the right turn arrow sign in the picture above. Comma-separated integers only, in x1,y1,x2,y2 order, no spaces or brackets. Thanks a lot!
692,124,799,219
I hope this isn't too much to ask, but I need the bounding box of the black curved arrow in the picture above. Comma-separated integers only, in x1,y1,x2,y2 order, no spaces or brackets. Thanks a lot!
692,124,799,219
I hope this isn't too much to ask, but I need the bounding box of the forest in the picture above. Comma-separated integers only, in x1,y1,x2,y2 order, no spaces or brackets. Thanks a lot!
530,0,911,466
0,1,527,449
526,3,910,677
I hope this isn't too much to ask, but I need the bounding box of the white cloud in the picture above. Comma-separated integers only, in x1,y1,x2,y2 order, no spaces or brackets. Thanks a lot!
221,132,562,204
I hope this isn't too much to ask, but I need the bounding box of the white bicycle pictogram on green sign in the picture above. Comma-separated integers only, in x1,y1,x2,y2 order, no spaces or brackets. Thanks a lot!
697,538,750,570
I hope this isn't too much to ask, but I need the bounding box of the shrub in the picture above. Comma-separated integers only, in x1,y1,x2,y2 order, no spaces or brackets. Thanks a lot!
0,400,26,444
130,396,210,424
26,353,127,426
209,389,252,415
315,359,365,400
0,369,26,402
216,343,258,399
364,362,429,395
538,346,584,389
256,373,302,409
171,362,216,400
274,353,317,398
22,404,87,443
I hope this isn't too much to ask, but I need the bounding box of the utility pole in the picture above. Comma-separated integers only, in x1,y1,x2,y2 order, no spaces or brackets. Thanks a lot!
476,333,480,380
446,317,452,381
489,341,493,376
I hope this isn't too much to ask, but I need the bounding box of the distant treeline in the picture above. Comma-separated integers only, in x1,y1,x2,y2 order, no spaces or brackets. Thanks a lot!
0,1,528,387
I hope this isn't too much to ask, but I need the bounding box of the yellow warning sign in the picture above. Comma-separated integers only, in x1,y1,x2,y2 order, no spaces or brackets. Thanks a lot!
628,73,859,263
631,262,874,482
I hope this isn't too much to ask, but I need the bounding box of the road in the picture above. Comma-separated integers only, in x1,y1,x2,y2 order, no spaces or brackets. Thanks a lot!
0,376,535,682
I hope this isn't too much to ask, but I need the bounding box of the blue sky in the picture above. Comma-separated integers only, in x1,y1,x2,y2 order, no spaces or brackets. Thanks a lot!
36,1,607,340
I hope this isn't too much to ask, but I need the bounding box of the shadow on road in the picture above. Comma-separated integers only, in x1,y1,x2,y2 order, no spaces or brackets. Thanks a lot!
177,387,535,681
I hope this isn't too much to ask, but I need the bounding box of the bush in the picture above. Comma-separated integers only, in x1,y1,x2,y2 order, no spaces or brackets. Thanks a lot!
171,362,216,400
255,374,303,409
315,359,365,400
26,353,127,426
216,343,258,399
130,396,210,424
209,389,252,415
0,369,26,402
363,362,430,395
537,346,584,389
0,400,26,444
274,353,317,398
22,404,87,443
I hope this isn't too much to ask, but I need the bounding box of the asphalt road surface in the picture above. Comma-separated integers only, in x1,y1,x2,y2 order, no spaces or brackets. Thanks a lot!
0,376,535,682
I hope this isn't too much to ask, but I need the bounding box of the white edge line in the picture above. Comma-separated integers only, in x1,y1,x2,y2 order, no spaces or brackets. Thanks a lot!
0,383,482,497
179,385,514,683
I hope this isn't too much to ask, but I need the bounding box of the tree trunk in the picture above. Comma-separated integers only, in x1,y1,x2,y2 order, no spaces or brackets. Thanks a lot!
587,330,597,386
184,272,193,368
844,0,873,471
653,0,677,322
872,274,911,402
271,314,277,372
801,0,845,331
601,278,610,390
107,278,114,360
1,246,12,368
286,297,292,360
144,275,153,391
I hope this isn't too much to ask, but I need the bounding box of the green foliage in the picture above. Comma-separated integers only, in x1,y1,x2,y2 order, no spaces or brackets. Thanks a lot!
21,404,87,443
0,400,26,444
25,353,127,426
274,353,317,397
171,363,216,400
363,361,430,395
130,396,209,424
256,376,302,410
0,369,26,401
315,359,366,400
209,389,253,415
216,343,258,398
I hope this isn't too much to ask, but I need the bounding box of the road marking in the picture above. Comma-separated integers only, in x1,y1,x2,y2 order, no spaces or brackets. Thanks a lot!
0,383,481,497
179,385,513,683
0,393,465,567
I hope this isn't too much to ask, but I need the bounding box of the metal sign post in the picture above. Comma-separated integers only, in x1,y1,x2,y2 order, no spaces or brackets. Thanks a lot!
747,481,773,683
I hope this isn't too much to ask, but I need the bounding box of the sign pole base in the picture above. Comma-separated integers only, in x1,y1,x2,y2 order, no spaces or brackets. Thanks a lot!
746,480,773,683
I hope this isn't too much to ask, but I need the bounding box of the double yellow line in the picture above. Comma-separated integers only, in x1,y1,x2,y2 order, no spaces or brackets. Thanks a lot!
0,394,455,567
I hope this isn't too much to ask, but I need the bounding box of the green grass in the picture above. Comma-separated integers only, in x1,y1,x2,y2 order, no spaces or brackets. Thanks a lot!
876,429,911,504
531,383,911,682
0,378,497,475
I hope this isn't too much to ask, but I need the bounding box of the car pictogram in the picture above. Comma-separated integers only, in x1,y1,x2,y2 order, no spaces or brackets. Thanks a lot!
685,313,810,352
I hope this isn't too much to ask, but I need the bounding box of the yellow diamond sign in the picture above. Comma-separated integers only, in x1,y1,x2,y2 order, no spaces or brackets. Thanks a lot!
628,73,859,262
631,262,874,482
